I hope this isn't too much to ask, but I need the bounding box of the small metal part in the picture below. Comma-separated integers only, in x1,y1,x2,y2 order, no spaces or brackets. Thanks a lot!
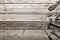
55,15,60,23
48,18,60,29
48,0,60,11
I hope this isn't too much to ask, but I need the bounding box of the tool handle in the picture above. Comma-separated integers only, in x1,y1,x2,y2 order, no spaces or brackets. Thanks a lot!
48,4,58,11
48,1,60,11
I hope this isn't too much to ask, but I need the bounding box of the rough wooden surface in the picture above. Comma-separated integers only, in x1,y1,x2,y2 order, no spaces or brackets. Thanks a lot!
0,0,60,29
0,0,60,40
0,30,60,40
0,21,59,30
0,21,48,30
0,0,60,12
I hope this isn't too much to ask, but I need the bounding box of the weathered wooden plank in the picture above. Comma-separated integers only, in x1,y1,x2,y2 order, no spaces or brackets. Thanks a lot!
0,0,59,12
0,30,23,40
45,30,60,40
0,30,59,40
0,0,58,3
22,30,49,40
0,4,60,12
0,21,59,30
0,21,48,30
0,14,58,22
5,4,49,8
0,14,59,30
0,15,49,21
0,4,50,12
0,30,23,36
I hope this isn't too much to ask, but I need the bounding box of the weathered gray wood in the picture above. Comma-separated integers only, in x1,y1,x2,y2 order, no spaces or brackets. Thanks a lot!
0,0,59,30
22,30,49,40
0,0,59,12
0,0,58,3
0,21,49,30
0,4,60,12
0,30,50,40
0,30,60,40
0,21,59,30
0,15,49,21
0,30,23,40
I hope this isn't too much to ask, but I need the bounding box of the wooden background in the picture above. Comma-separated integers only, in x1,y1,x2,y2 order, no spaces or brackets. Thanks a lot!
0,0,60,40
0,0,60,29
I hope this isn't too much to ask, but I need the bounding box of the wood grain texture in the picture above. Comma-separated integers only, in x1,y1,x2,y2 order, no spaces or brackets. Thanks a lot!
0,21,48,30
0,30,60,40
0,0,60,30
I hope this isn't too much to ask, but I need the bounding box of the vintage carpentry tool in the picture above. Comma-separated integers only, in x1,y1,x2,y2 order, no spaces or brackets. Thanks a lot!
48,0,60,29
